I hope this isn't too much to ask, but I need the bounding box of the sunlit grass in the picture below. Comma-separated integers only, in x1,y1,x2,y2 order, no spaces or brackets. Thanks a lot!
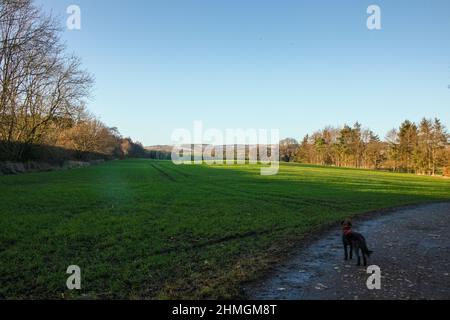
1,159,449,299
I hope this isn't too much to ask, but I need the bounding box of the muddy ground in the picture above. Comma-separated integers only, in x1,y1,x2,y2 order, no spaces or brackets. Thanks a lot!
245,202,450,300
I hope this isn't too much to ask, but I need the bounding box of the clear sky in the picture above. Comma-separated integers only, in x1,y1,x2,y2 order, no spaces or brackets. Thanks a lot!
37,0,450,146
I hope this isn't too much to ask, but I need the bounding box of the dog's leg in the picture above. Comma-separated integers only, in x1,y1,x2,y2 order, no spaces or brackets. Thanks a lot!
362,252,367,266
349,243,353,260
344,244,348,260
355,246,361,266
343,236,349,260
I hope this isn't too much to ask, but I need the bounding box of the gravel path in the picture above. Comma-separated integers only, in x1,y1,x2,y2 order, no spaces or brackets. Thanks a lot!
246,202,450,300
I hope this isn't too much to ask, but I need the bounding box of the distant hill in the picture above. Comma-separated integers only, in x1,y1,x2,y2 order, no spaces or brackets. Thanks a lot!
145,145,173,153
145,144,277,162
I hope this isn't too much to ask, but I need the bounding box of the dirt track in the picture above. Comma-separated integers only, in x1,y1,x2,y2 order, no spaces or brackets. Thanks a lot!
246,202,450,300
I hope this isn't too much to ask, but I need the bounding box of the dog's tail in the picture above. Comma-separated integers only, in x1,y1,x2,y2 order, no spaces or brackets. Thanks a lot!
362,239,373,257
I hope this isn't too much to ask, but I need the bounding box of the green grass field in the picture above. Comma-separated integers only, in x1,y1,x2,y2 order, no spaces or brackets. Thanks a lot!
1,159,450,299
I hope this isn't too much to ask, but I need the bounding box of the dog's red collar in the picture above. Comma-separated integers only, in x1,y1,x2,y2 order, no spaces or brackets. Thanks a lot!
343,227,352,236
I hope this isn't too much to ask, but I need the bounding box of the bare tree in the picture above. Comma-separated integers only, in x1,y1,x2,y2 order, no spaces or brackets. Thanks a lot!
385,129,400,172
279,138,298,162
0,0,93,160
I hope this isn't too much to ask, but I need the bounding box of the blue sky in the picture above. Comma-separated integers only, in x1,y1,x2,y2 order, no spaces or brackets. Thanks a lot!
38,0,450,145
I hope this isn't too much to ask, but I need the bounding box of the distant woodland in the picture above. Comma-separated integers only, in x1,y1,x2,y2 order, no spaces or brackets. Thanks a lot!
280,119,450,176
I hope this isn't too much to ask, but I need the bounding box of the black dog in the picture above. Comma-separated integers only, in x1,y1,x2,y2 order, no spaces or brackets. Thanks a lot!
341,218,373,266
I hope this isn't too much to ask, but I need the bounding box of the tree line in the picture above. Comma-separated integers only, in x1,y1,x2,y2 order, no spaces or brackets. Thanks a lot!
280,119,450,176
0,0,148,162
